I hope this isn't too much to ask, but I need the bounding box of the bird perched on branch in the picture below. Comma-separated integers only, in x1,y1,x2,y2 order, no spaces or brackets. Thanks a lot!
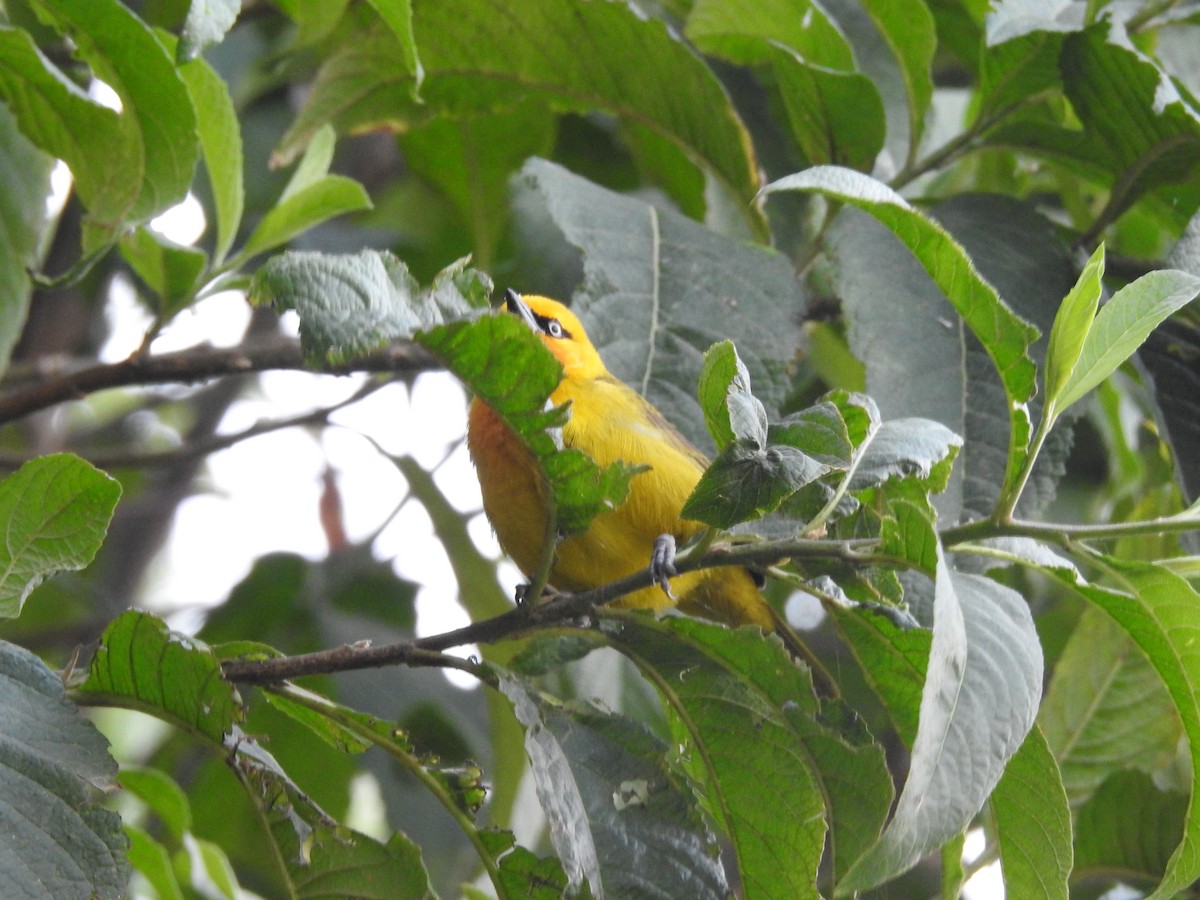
467,288,809,656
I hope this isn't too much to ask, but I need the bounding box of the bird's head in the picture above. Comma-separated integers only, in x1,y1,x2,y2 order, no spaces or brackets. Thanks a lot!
504,289,607,380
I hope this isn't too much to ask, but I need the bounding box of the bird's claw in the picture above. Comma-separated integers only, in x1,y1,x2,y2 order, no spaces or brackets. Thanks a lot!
651,533,678,600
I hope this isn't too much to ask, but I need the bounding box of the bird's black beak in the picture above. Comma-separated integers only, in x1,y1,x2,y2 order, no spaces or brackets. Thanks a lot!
504,288,540,333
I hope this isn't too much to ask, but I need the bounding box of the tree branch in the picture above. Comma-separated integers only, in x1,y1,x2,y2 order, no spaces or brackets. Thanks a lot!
0,337,442,425
220,535,875,684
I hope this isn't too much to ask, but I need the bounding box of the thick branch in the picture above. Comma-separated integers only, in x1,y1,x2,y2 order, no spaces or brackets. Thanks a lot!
0,337,442,425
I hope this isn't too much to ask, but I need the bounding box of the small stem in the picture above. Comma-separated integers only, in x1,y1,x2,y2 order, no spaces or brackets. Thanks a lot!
995,403,1056,522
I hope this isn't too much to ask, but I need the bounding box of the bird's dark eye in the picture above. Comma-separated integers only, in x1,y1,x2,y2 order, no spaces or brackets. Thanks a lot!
546,319,564,338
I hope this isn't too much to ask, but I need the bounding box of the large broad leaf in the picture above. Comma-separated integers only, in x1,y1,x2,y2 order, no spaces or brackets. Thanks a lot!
839,559,1043,892
762,171,1044,520
1073,770,1188,891
515,158,806,453
1039,606,1182,807
1060,21,1200,225
0,454,121,619
1031,561,1200,899
0,102,51,376
278,0,763,233
501,677,728,898
609,614,893,896
0,640,129,899
818,192,1076,522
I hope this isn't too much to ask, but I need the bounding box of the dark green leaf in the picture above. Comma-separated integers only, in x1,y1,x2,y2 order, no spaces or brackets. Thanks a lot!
859,0,936,163
771,46,885,172
769,401,854,466
502,677,728,898
400,99,554,268
279,0,763,233
609,614,894,896
516,158,806,452
1073,770,1187,889
687,0,857,69
75,610,242,742
0,454,121,618
0,639,129,899
989,725,1071,900
1061,22,1200,222
822,193,1077,521
683,439,830,528
762,169,1042,508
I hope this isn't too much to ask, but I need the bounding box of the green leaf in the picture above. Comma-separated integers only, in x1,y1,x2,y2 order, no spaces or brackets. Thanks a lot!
762,169,1041,504
770,46,885,172
75,611,242,742
31,0,199,226
1055,268,1200,411
517,158,805,452
501,677,728,897
179,49,244,266
859,0,936,163
249,251,482,363
279,0,763,234
1043,242,1105,410
119,226,207,317
0,101,52,377
849,417,962,493
989,725,1071,900
1039,606,1181,808
0,454,121,618
0,25,135,229
120,767,192,841
609,614,894,895
1073,770,1187,890
687,0,856,69
422,312,643,536
696,340,766,450
1061,21,1200,223
683,439,830,528
840,560,1043,892
822,192,1077,521
362,0,423,95
0,639,130,898
125,825,185,900
236,175,372,265
178,0,239,61
400,99,555,268
229,733,435,899
978,3,1077,119
1032,560,1200,899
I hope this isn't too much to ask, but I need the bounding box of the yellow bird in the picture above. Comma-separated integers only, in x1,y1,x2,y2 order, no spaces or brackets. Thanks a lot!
467,289,807,653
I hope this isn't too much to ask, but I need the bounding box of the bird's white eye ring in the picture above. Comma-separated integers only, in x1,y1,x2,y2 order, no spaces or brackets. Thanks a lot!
547,319,564,338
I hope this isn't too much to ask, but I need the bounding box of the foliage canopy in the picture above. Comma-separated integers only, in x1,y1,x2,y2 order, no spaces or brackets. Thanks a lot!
2,0,1200,897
